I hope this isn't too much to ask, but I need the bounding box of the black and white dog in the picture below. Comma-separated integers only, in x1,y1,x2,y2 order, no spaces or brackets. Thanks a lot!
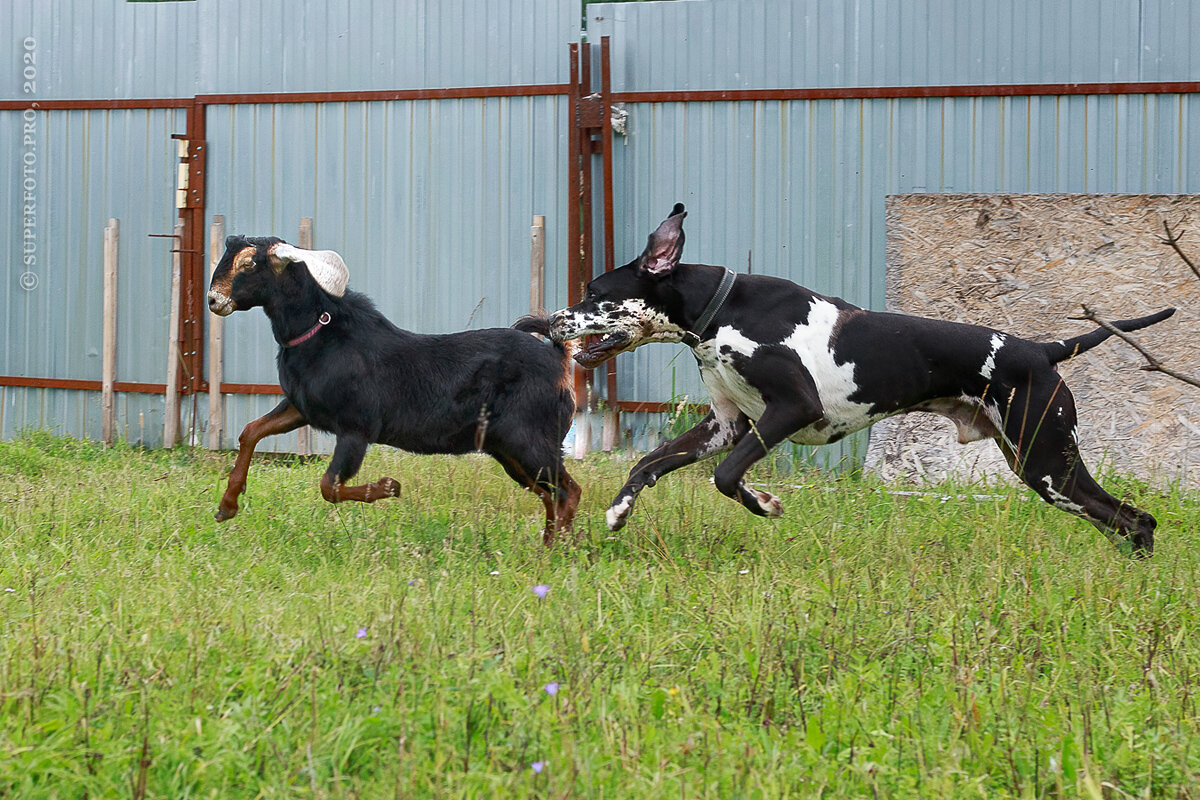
548,204,1174,555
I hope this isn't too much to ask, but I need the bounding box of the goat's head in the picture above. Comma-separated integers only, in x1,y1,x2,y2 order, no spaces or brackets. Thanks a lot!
207,235,350,316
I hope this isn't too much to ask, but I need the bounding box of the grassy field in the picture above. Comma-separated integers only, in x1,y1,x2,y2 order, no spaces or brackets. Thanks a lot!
1,431,1199,799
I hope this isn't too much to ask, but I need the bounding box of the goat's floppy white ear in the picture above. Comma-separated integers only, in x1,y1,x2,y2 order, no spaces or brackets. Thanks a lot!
270,243,349,297
637,203,687,277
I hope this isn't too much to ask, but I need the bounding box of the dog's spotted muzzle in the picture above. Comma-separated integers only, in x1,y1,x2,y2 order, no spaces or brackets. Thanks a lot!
549,311,634,369
574,331,633,368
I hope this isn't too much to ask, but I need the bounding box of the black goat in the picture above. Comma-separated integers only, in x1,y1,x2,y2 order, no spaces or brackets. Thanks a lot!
206,235,580,542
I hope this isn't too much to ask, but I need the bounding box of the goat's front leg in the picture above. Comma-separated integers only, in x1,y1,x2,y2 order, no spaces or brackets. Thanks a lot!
606,406,751,531
217,399,307,521
318,433,402,505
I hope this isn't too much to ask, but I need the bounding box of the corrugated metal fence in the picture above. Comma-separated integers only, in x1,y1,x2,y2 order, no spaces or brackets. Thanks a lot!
3,0,1198,463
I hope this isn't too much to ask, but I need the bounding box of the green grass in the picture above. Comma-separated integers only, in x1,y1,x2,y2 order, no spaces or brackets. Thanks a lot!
1,431,1199,798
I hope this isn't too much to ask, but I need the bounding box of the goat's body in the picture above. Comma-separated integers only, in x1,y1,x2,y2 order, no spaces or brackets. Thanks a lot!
277,292,574,457
207,236,579,542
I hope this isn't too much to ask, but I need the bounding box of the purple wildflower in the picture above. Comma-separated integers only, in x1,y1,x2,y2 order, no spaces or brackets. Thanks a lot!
531,761,546,774
356,628,368,639
531,584,550,599
543,682,559,696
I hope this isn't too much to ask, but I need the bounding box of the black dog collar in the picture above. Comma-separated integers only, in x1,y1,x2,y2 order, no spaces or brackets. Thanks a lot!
681,268,736,348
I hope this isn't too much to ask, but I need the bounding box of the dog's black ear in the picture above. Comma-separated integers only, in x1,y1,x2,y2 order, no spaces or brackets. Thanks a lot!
638,205,687,277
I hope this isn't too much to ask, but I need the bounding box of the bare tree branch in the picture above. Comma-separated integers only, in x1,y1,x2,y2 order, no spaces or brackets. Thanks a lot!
1072,304,1200,389
1159,219,1200,282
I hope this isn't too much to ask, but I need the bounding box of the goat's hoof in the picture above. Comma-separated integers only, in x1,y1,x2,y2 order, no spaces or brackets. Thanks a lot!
378,477,401,497
754,490,783,518
214,505,238,522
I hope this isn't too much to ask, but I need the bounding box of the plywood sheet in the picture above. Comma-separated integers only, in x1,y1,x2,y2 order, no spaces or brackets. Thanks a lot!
865,194,1200,488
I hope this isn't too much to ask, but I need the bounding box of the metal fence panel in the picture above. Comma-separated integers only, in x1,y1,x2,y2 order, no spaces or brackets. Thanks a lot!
1,107,184,444
588,0,1173,91
4,0,577,100
203,95,569,452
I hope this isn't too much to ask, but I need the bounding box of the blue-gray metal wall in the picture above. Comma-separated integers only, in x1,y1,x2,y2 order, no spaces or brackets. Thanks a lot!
3,0,1198,461
586,0,1200,466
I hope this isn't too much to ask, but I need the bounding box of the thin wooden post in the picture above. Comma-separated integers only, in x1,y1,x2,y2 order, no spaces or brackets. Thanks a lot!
530,215,546,314
163,221,184,447
600,37,619,452
295,217,314,455
102,218,119,445
207,215,225,449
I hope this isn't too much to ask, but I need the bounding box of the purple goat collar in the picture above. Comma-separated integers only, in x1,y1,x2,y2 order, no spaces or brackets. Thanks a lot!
285,312,331,347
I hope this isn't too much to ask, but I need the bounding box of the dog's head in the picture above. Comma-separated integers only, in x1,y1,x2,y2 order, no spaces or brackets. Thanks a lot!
549,203,693,368
207,235,349,316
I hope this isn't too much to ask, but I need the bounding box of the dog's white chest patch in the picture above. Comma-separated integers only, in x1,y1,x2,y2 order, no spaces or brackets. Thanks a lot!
693,301,881,444
695,327,767,420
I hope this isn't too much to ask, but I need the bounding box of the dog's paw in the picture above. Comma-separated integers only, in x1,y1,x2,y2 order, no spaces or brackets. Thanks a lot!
754,490,783,518
606,494,635,531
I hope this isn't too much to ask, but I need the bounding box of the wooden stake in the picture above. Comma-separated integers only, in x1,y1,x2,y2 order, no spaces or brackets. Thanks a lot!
163,222,183,448
102,219,119,445
295,218,314,455
207,215,225,449
530,214,546,314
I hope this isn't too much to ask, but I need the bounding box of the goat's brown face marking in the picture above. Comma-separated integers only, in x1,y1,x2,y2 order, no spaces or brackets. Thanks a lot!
207,246,256,316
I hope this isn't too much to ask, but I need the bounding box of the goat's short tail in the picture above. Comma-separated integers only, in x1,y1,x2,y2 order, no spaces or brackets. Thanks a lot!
1042,307,1175,364
513,315,580,401
512,314,553,339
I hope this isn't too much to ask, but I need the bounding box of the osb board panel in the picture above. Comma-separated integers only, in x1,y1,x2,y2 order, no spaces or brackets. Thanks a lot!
864,194,1200,489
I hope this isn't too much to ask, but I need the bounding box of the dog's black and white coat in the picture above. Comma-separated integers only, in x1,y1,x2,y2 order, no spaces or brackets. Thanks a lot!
549,204,1174,555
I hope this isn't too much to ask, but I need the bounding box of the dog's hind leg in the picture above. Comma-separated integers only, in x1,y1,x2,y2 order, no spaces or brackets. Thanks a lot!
605,408,751,531
996,377,1156,557
319,433,402,505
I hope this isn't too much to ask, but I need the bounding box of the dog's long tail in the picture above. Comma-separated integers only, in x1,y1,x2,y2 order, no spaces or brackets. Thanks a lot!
1042,308,1175,364
512,314,580,401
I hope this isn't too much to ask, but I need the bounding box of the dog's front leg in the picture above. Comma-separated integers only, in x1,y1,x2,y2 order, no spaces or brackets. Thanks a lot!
712,402,819,518
606,408,750,531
